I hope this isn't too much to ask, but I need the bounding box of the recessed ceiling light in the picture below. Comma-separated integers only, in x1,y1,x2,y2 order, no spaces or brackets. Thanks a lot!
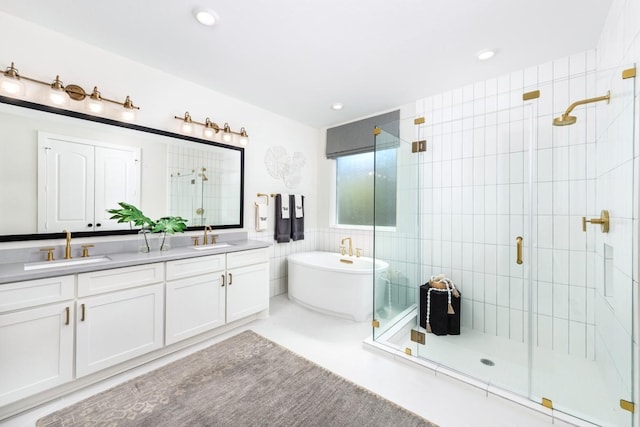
477,49,496,61
193,8,219,26
331,102,344,111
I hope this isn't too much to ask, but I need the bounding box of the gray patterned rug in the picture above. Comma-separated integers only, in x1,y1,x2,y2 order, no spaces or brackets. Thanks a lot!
37,330,436,426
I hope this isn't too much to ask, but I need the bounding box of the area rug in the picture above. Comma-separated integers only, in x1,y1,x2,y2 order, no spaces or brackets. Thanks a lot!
37,330,436,426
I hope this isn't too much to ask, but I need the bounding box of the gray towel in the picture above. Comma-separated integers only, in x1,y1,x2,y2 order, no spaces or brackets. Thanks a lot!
290,194,304,241
274,194,290,243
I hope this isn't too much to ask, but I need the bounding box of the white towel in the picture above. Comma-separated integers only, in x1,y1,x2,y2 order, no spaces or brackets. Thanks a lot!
280,193,290,219
294,194,303,218
255,203,268,231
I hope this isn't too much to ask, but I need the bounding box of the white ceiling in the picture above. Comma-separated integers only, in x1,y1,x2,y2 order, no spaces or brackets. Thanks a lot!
0,0,613,128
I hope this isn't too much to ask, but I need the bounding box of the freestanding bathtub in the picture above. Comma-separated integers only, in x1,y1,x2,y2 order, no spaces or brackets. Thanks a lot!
287,251,389,322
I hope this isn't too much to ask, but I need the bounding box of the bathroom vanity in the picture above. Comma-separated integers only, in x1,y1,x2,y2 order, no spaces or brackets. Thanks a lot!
0,238,270,419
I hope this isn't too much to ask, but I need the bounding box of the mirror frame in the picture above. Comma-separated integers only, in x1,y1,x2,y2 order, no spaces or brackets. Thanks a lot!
0,94,244,242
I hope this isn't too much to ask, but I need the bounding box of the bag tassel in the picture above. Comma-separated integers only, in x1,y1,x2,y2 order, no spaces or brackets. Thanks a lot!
448,303,455,314
426,323,432,333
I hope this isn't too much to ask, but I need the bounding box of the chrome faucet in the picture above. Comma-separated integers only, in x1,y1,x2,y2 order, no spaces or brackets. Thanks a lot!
63,229,72,259
203,225,213,245
341,237,353,256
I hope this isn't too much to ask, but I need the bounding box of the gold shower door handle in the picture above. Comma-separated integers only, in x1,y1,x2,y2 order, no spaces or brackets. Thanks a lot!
582,210,610,233
516,236,523,265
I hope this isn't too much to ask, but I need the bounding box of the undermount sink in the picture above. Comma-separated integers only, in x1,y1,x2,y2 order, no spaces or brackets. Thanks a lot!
192,243,233,251
24,256,111,271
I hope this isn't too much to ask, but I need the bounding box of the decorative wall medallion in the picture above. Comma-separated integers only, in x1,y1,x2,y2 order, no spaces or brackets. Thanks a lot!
264,146,306,189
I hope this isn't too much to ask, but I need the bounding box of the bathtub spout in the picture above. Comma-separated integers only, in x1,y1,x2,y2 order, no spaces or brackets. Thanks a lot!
341,237,353,256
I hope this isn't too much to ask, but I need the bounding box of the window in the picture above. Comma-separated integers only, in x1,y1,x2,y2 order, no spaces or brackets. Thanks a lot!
336,148,397,227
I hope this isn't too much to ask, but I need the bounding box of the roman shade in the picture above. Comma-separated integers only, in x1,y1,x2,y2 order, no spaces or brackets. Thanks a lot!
325,110,400,159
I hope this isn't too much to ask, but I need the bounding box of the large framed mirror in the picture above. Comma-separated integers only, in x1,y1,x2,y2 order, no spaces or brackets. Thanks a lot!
0,95,244,242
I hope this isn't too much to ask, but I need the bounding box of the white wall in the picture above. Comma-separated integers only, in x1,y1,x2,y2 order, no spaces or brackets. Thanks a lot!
0,11,321,296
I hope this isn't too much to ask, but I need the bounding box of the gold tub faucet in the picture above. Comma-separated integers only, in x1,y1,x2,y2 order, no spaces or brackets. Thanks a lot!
341,237,353,256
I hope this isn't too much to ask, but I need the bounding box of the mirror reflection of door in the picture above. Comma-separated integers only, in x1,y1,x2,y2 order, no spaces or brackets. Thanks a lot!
37,132,140,233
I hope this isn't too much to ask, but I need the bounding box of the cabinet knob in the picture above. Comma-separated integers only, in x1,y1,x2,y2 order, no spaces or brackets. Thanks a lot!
96,223,102,227
87,223,93,227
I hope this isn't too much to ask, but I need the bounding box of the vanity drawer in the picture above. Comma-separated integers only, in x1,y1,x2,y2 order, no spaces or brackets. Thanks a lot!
226,248,269,269
78,263,164,297
0,275,74,313
166,254,225,281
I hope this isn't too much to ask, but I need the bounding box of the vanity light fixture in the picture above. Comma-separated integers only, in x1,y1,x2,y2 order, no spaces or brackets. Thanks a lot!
0,61,140,120
173,113,249,146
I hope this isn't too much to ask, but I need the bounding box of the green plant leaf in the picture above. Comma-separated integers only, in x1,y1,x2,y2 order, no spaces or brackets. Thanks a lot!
106,202,154,228
151,216,188,234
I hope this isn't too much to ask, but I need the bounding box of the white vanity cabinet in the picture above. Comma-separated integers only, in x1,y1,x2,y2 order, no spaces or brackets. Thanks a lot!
165,255,226,345
0,275,75,406
226,248,269,323
75,264,164,378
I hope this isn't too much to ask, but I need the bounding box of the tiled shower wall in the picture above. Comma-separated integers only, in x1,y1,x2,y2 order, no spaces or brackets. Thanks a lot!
414,49,603,358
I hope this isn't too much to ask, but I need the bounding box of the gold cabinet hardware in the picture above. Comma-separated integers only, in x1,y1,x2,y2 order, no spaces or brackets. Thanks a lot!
192,236,200,246
81,244,94,258
40,247,55,261
65,307,70,325
228,273,233,285
516,236,523,265
582,210,609,233
80,303,86,321
221,274,226,287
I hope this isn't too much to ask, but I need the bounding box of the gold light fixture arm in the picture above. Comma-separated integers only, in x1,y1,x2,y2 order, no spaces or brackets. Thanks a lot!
2,61,140,111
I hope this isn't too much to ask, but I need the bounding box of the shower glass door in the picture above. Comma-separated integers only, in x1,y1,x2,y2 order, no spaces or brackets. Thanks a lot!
372,124,421,342
529,64,636,426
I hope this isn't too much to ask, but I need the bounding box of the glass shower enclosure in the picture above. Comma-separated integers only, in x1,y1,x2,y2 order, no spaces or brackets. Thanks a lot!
371,64,636,426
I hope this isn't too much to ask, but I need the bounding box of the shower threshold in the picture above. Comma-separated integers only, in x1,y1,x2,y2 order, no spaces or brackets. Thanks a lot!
365,308,606,427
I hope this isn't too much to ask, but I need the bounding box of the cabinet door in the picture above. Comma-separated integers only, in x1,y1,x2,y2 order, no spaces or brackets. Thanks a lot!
94,146,140,231
226,262,269,323
37,134,94,233
165,273,225,345
76,283,163,378
0,303,73,406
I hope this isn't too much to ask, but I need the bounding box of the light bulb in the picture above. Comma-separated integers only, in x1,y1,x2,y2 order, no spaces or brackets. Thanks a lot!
86,86,104,114
0,63,26,97
222,122,232,143
238,127,249,146
47,76,69,106
121,96,138,121
203,127,215,138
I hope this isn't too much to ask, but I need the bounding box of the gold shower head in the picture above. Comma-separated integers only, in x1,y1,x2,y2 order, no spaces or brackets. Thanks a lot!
552,114,577,126
552,91,610,126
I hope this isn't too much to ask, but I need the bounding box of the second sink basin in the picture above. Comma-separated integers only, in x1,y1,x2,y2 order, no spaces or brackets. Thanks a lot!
192,243,233,251
25,256,111,271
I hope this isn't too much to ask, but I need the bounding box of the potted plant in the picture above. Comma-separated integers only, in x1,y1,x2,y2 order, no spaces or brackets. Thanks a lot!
152,216,188,251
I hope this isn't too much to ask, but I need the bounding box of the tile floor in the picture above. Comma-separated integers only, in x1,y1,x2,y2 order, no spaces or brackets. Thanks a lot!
3,295,583,427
